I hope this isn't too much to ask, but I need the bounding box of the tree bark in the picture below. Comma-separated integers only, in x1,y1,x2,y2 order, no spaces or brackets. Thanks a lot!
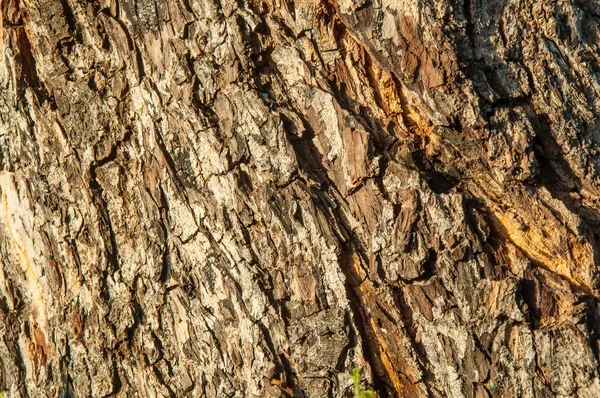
1,0,600,396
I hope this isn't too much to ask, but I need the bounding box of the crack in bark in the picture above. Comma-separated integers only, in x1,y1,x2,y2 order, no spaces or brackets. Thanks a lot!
88,129,133,275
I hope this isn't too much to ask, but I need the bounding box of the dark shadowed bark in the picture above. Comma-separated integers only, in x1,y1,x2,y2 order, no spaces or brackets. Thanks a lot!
1,0,600,396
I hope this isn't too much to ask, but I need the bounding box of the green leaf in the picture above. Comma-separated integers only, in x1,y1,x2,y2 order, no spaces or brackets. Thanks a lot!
352,368,361,385
352,368,362,397
351,368,377,398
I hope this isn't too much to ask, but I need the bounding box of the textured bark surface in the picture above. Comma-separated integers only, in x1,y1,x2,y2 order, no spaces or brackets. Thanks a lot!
2,0,600,396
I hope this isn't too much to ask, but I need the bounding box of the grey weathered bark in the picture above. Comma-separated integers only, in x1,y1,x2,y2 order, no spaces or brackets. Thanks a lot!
1,0,600,396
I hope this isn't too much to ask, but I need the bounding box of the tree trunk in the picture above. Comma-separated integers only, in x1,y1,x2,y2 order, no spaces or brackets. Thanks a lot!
1,0,600,396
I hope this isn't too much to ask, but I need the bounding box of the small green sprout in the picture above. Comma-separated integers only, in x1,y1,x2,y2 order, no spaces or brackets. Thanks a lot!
490,380,501,393
352,368,377,398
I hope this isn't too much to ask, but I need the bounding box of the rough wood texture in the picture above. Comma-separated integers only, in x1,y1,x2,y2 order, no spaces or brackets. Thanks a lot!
1,0,600,396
